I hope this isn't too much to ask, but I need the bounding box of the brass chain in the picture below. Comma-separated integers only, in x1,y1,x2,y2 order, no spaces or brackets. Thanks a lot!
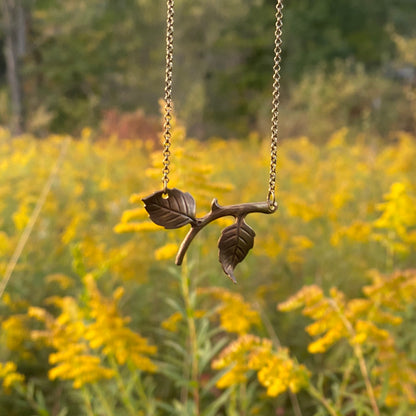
161,0,283,206
267,0,284,210
162,0,175,193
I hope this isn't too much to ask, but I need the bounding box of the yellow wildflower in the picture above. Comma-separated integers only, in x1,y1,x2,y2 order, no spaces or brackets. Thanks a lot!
351,320,390,345
81,127,92,140
83,275,157,372
285,197,322,222
129,192,149,204
12,202,31,231
372,182,416,250
280,270,416,407
0,231,10,255
212,335,266,388
155,243,179,260
331,220,372,246
161,311,183,332
0,361,24,393
280,286,350,354
45,273,74,290
381,132,416,175
113,221,160,233
287,235,314,264
363,269,416,310
29,298,116,389
49,354,115,389
327,127,349,148
256,351,310,397
1,315,31,356
61,214,85,244
278,285,323,312
120,207,149,223
201,287,260,334
213,335,310,397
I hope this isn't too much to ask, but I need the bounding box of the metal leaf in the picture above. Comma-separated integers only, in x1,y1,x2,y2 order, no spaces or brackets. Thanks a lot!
142,188,196,229
218,217,255,283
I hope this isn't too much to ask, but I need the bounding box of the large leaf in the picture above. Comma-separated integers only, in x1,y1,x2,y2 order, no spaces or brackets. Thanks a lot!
218,217,255,283
142,188,196,229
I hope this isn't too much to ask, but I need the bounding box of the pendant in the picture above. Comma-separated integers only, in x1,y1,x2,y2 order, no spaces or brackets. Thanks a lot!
142,188,277,283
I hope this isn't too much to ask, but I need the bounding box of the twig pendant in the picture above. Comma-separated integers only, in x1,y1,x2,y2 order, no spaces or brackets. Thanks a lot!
143,188,277,283
145,0,283,283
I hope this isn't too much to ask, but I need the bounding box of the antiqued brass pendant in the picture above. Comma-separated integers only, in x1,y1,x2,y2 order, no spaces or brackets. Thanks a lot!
143,188,277,283
145,0,283,283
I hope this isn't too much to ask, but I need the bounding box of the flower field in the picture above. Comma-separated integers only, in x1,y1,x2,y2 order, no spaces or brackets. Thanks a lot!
0,123,416,415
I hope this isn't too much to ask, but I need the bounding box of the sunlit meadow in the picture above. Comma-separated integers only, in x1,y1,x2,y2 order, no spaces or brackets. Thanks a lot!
0,119,416,415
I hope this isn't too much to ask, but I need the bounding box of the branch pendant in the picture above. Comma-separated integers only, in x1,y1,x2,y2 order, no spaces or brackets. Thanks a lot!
142,188,277,283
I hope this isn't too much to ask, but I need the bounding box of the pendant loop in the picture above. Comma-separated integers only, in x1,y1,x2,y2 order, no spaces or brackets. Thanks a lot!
267,191,278,211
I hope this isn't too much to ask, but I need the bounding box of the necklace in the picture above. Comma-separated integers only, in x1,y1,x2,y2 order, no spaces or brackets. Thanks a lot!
143,0,284,283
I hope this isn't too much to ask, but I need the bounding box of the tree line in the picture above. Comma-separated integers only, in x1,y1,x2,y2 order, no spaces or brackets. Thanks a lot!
1,0,415,138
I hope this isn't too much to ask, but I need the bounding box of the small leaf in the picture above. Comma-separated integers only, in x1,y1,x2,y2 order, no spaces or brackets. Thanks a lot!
218,216,255,283
142,188,196,229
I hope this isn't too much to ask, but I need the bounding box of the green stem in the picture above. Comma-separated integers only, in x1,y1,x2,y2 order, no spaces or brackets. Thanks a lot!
81,387,95,416
256,302,304,416
16,384,45,415
353,343,381,416
228,385,237,416
109,356,137,416
239,382,247,416
328,299,380,416
307,385,340,416
135,371,153,416
91,383,115,416
386,230,395,270
181,258,200,415
335,356,356,409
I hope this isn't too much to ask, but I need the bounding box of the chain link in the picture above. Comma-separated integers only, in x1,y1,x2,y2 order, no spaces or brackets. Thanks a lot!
161,0,283,204
162,0,175,193
267,0,284,210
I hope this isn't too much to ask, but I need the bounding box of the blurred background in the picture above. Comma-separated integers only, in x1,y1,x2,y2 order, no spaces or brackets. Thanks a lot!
1,0,416,140
1,1,416,415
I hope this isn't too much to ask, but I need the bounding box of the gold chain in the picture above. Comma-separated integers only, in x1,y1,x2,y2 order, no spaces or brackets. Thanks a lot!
161,0,283,206
267,0,284,210
162,0,175,193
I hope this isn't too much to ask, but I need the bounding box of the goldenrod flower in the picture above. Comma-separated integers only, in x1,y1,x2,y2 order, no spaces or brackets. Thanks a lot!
83,275,157,372
113,221,160,233
161,311,183,332
212,335,267,388
213,335,310,397
0,361,25,393
30,280,158,389
30,298,115,389
331,220,372,246
45,273,75,290
12,202,30,231
372,182,416,253
287,235,314,264
155,243,179,260
1,315,30,354
280,270,416,407
200,287,260,334
257,352,309,397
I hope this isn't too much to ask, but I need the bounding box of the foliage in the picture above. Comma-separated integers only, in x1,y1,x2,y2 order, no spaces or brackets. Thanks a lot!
0,118,416,414
1,1,416,137
281,60,416,141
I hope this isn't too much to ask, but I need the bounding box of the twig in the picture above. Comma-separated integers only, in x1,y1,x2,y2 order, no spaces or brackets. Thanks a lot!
0,137,70,299
175,199,274,265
